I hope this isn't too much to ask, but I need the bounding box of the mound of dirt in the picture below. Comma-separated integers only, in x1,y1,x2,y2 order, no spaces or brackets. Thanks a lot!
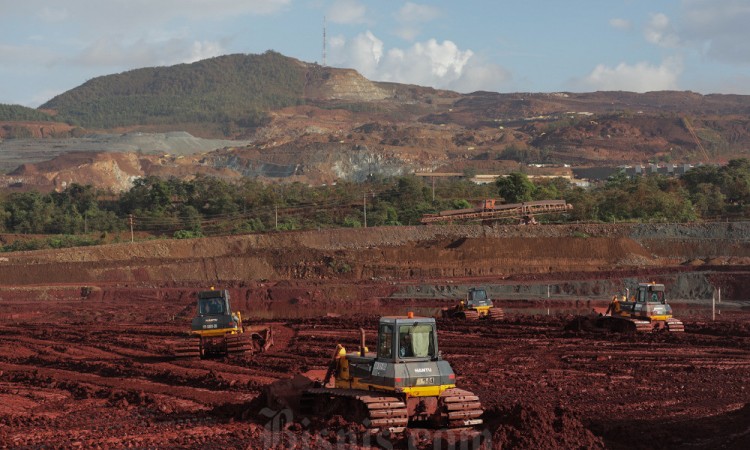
485,402,604,449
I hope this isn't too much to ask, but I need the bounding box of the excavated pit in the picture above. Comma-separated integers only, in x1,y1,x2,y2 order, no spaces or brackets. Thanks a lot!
1,223,749,448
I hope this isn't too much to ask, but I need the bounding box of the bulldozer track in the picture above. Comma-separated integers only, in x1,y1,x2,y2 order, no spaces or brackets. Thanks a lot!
225,334,255,354
301,388,409,432
172,338,201,358
489,308,505,321
667,318,685,332
633,318,685,332
464,310,480,321
587,316,685,333
439,388,484,428
172,326,272,358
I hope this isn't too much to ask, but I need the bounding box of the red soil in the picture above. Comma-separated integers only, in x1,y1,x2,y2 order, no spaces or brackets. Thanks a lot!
0,287,748,449
1,224,749,448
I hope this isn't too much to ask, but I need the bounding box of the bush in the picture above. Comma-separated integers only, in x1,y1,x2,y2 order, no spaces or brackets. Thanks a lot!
0,235,101,252
173,230,203,239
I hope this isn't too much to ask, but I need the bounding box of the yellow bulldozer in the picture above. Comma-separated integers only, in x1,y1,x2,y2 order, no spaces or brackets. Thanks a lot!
441,287,505,321
173,288,273,358
569,282,684,333
266,313,484,434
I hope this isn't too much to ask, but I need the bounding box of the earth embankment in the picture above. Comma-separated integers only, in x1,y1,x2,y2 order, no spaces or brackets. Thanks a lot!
1,223,749,300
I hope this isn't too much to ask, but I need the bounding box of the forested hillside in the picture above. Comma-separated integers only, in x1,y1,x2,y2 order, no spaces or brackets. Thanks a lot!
0,104,58,122
41,51,308,132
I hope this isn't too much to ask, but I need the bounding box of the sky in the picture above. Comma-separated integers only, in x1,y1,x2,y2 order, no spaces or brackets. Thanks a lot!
1,0,750,107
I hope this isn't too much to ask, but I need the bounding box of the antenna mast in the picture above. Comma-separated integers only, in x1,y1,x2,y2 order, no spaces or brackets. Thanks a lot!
322,16,327,67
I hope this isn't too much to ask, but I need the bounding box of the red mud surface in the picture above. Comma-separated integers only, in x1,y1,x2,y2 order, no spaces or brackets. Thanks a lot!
0,224,749,448
0,291,748,449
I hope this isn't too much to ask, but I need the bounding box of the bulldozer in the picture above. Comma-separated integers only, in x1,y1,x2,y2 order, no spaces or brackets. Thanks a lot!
571,282,684,332
173,288,273,358
441,287,505,321
268,313,484,434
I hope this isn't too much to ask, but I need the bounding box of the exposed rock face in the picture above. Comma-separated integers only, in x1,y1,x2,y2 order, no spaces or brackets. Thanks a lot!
1,152,145,192
0,151,238,192
304,66,391,102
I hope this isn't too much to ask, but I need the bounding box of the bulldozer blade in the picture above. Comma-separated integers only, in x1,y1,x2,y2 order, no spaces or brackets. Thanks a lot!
247,325,273,352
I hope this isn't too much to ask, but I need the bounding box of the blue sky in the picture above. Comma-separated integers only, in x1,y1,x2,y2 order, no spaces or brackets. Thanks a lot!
1,0,749,107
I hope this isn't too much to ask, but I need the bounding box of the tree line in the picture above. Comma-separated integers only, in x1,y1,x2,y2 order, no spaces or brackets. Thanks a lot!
2,160,750,250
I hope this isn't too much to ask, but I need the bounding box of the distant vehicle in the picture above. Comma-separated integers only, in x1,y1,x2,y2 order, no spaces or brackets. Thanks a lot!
569,282,684,332
173,288,273,358
441,287,505,321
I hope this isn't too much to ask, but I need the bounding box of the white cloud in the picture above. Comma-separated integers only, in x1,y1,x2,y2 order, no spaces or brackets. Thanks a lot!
330,31,383,75
328,0,368,25
644,13,680,48
380,40,473,83
330,32,511,93
72,37,225,68
396,3,440,23
577,57,683,92
680,0,750,64
448,58,512,93
609,18,632,31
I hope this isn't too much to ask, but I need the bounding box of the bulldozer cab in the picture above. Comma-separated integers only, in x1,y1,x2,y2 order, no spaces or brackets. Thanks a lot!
377,316,438,362
466,288,492,308
632,283,673,320
636,283,666,304
197,290,230,316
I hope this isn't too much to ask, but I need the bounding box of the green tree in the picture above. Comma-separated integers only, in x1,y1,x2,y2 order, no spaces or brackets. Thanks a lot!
496,172,535,203
4,192,55,233
382,176,432,225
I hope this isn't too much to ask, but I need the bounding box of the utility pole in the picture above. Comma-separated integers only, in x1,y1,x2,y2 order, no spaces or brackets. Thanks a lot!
322,16,327,67
129,214,134,243
712,292,716,321
363,192,367,228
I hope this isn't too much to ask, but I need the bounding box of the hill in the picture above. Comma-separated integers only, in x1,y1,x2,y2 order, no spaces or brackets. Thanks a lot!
0,51,749,190
39,51,403,136
0,103,58,123
40,51,310,132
